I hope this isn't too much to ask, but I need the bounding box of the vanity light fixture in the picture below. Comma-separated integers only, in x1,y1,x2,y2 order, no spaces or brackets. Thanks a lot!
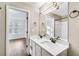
53,2,59,10
53,2,57,7
69,10,79,18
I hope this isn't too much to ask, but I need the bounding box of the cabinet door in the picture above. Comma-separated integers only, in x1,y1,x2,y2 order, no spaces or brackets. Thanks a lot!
35,44,41,56
30,40,36,56
57,50,67,56
42,49,52,56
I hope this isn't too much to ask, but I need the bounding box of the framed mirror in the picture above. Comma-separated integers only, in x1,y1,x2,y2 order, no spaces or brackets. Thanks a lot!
39,2,68,42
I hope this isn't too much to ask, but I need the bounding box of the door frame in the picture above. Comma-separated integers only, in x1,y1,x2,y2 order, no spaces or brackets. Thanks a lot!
5,5,30,55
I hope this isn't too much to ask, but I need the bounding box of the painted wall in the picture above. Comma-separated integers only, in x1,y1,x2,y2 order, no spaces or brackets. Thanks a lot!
0,2,39,55
68,2,79,56
0,3,6,56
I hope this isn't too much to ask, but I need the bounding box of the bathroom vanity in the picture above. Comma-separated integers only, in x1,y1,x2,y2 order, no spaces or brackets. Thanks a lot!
30,2,69,56
30,36,69,56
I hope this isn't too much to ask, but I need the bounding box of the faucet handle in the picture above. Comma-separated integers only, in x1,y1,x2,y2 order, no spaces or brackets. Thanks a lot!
56,36,61,40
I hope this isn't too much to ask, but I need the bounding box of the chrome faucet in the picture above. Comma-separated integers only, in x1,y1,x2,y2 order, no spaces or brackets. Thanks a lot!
50,36,61,43
50,38,56,43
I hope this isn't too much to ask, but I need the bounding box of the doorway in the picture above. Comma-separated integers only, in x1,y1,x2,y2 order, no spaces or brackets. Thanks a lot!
6,5,29,56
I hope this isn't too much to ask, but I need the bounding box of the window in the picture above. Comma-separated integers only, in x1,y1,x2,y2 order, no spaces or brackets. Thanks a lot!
6,7,28,40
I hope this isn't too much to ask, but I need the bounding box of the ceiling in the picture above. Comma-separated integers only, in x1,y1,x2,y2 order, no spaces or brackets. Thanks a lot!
23,2,46,8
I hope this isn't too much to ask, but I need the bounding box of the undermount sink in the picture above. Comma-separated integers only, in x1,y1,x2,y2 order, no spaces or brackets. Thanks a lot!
40,41,55,47
40,41,58,49
40,40,63,47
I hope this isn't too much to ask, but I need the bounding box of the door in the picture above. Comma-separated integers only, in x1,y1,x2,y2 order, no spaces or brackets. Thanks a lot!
6,5,28,56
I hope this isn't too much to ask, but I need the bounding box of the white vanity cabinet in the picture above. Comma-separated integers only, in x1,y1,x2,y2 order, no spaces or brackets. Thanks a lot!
30,40,41,56
57,50,67,56
30,40,36,56
36,44,53,56
41,49,52,56
30,39,52,56
30,36,69,56
35,44,41,56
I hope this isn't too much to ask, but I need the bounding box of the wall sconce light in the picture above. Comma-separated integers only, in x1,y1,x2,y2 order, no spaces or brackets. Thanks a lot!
69,10,79,18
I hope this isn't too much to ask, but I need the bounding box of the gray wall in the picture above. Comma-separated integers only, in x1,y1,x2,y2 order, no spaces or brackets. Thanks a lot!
0,3,6,56
68,2,79,56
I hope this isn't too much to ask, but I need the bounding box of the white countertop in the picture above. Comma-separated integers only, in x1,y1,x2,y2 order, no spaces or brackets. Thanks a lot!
30,35,69,56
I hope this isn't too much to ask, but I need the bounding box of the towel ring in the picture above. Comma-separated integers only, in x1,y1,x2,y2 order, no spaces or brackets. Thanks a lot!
69,10,79,18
